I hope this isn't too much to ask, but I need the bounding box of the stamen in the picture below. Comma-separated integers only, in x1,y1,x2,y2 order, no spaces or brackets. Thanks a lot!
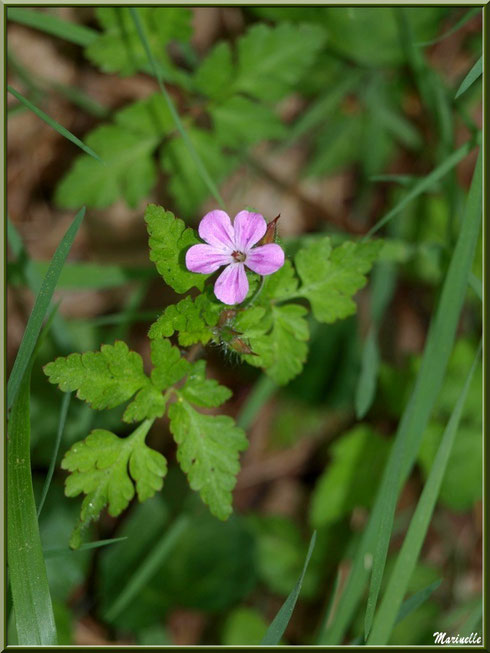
232,250,246,263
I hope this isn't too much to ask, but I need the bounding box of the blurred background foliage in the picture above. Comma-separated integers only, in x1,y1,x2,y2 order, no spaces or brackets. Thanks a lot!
7,5,481,646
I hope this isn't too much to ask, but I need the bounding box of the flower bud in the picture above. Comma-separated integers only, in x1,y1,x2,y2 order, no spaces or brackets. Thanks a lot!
260,214,280,245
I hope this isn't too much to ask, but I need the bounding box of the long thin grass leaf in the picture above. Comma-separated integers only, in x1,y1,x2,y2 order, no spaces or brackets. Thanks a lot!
320,149,481,644
367,344,480,644
460,600,482,637
469,273,482,301
7,48,43,102
455,56,482,99
7,207,85,411
355,327,380,419
105,516,189,622
129,7,225,210
363,148,482,640
7,7,97,46
80,310,159,328
261,531,317,645
355,260,396,418
9,260,155,290
417,8,480,47
8,218,74,353
237,375,278,430
51,82,109,118
7,86,102,161
8,370,57,645
395,579,441,626
8,47,108,119
36,392,71,517
364,139,475,239
44,537,128,558
349,578,442,644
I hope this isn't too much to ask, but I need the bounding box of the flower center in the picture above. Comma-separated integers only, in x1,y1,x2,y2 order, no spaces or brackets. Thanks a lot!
232,250,246,263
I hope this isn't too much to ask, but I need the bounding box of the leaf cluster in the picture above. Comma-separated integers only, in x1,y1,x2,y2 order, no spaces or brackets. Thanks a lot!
55,14,326,215
45,337,246,542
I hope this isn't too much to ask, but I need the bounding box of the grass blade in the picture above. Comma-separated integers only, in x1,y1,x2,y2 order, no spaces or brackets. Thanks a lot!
9,260,155,290
7,207,85,411
8,370,57,645
36,392,71,517
7,7,97,46
395,579,441,626
455,56,482,99
416,8,480,47
355,260,396,418
364,139,475,239
237,375,278,430
367,344,481,644
129,7,226,210
50,82,109,118
320,149,481,644
7,86,102,161
355,327,380,419
105,516,189,622
261,531,317,645
363,148,482,640
44,537,128,558
8,218,74,353
350,579,442,644
469,273,482,301
460,600,482,637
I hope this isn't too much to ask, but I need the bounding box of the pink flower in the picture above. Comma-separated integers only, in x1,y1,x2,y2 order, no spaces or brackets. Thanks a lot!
186,210,285,305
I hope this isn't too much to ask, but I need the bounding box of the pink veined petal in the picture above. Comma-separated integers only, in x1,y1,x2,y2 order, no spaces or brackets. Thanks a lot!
198,210,235,250
233,210,267,252
186,244,233,274
214,263,249,305
245,244,285,276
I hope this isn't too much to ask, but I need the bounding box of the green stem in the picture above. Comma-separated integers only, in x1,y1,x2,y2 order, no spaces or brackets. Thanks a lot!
243,275,266,308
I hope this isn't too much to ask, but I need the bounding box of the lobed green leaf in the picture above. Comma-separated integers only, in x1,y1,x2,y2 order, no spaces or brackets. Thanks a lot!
169,400,247,520
85,7,192,77
239,304,309,385
195,23,326,103
145,204,208,293
44,338,190,424
295,237,381,323
55,95,173,210
149,294,221,345
180,360,232,408
44,341,148,411
62,420,167,548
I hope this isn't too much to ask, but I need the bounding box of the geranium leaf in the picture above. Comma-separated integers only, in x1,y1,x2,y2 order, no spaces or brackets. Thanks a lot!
149,294,221,346
295,237,381,323
145,204,208,293
195,23,326,103
43,341,148,411
62,420,167,548
55,94,175,210
85,7,192,78
239,304,309,385
168,400,247,520
180,360,232,408
44,338,190,423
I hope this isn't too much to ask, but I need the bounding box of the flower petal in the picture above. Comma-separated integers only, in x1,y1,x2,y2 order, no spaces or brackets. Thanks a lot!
233,210,267,251
245,244,285,275
198,210,235,250
214,263,249,305
186,244,232,274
